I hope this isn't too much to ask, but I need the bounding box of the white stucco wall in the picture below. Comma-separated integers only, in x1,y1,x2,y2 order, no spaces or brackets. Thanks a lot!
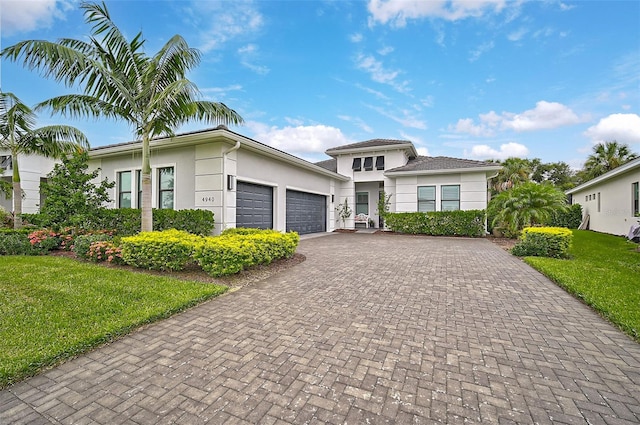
570,167,640,236
0,151,58,214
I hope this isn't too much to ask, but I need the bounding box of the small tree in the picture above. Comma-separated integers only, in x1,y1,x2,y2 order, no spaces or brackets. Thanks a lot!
335,198,353,229
38,151,114,230
488,182,568,237
376,191,392,229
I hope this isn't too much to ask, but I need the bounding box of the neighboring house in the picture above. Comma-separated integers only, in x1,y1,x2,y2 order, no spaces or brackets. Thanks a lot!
0,151,57,214
566,157,640,236
88,127,501,235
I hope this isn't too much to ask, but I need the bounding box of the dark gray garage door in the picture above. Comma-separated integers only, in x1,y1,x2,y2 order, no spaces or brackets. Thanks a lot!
236,182,273,229
286,190,326,235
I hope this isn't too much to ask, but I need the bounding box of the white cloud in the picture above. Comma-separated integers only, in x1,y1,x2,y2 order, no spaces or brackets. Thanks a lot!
559,3,576,11
237,43,269,75
367,0,508,27
416,147,430,156
349,33,363,43
355,83,390,100
354,53,411,93
507,28,528,42
450,101,584,136
338,115,374,133
583,113,640,145
246,121,351,157
399,131,429,155
365,104,427,130
188,1,264,52
378,46,394,56
1,0,73,36
469,40,495,62
421,96,435,107
467,142,529,160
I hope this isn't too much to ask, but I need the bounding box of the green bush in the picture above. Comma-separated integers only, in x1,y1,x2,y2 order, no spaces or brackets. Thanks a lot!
384,210,486,237
120,229,202,271
194,230,300,277
73,234,114,260
546,203,582,229
154,209,215,235
511,227,573,259
0,232,37,255
86,240,123,264
27,230,61,253
221,227,265,236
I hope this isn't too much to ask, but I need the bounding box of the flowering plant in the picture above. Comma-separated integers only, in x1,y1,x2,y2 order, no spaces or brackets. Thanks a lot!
87,240,123,264
27,229,60,252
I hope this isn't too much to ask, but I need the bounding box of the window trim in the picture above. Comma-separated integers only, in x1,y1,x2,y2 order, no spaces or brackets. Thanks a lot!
356,191,369,215
157,166,175,210
352,158,362,171
136,170,142,209
375,156,385,170
441,184,460,211
363,157,373,171
633,182,639,216
117,170,132,209
417,185,436,212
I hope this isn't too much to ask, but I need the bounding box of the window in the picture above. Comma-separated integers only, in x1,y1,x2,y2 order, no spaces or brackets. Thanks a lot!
136,170,142,209
363,157,373,171
375,156,385,170
356,192,369,215
39,178,48,207
417,186,436,212
633,182,639,216
441,185,460,211
0,155,11,170
585,195,588,202
352,158,362,171
158,167,174,209
597,192,601,213
117,171,132,208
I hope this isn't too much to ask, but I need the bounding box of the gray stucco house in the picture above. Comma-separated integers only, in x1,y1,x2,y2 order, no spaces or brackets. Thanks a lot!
83,127,500,234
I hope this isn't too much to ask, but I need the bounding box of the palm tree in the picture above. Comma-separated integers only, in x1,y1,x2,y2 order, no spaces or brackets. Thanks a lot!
1,2,243,232
0,92,88,228
491,157,532,193
580,141,637,182
488,182,568,237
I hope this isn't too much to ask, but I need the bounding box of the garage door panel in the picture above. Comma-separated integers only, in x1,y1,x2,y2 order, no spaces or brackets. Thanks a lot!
237,182,273,229
286,190,326,235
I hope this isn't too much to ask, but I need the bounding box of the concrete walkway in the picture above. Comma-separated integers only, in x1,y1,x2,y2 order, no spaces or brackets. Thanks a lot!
1,234,639,424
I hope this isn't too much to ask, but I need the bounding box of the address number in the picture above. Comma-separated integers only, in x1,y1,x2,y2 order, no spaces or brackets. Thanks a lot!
201,196,215,202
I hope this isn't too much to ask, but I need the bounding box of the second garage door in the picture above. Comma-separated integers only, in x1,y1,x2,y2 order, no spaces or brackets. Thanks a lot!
286,190,326,235
236,182,273,229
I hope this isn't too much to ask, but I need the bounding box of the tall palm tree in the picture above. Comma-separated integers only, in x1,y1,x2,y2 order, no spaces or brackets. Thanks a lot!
1,1,244,232
491,157,532,193
581,141,637,182
0,92,88,228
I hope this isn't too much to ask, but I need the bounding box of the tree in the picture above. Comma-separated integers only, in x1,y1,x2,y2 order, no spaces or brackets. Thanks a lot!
0,92,88,228
491,157,532,193
336,198,353,229
488,182,568,237
1,1,244,232
38,151,114,230
579,141,637,182
0,167,11,200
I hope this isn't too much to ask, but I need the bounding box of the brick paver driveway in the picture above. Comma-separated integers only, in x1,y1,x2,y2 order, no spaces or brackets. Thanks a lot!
2,233,639,424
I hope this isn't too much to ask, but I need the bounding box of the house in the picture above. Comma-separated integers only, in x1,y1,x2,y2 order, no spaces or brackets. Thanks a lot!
0,151,57,214
566,157,640,236
88,127,500,235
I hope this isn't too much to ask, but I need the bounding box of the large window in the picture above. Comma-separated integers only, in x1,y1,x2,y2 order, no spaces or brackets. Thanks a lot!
158,167,174,209
441,185,460,211
0,155,11,170
356,192,369,215
417,186,436,212
117,171,132,208
633,182,639,216
136,170,142,209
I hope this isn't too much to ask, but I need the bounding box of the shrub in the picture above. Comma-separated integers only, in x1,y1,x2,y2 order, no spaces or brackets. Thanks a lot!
0,206,12,228
27,230,60,253
87,240,123,264
154,209,215,235
221,227,265,236
73,234,114,260
384,210,486,237
511,227,573,259
0,232,36,255
120,229,202,271
546,203,583,229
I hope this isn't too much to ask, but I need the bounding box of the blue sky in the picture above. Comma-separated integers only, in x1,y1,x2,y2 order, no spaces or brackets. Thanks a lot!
1,0,639,168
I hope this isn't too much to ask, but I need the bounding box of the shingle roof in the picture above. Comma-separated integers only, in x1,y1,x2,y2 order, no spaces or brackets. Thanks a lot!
314,158,337,173
326,139,410,152
386,156,499,173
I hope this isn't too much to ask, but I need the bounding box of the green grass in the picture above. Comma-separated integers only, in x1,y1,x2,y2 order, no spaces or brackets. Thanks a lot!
523,230,640,341
0,256,227,388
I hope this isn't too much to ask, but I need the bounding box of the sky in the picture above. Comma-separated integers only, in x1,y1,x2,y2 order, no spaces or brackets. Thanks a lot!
1,0,639,169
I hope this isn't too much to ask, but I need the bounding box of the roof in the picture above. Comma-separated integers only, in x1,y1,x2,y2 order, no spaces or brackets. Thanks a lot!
325,139,418,157
314,158,337,173
385,156,501,174
566,156,640,194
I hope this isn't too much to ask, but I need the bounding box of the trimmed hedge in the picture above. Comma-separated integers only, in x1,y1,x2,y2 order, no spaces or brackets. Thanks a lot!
22,208,215,236
546,203,582,229
120,229,203,271
511,227,573,259
384,210,486,237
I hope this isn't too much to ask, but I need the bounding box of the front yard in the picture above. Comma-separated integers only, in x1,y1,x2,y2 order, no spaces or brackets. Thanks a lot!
0,256,227,388
524,230,640,342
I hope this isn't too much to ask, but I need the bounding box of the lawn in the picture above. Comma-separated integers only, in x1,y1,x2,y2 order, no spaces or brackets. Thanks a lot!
524,230,640,341
0,256,227,388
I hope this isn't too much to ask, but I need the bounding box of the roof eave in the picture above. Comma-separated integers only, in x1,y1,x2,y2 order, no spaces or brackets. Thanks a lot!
385,165,502,177
566,157,640,194
325,143,418,157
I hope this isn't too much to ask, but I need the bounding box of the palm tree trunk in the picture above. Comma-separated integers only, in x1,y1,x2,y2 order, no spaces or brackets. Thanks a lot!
12,154,22,229
141,135,153,232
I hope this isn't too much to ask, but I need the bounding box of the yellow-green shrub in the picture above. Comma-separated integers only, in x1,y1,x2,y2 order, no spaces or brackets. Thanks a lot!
511,227,573,259
120,229,202,271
